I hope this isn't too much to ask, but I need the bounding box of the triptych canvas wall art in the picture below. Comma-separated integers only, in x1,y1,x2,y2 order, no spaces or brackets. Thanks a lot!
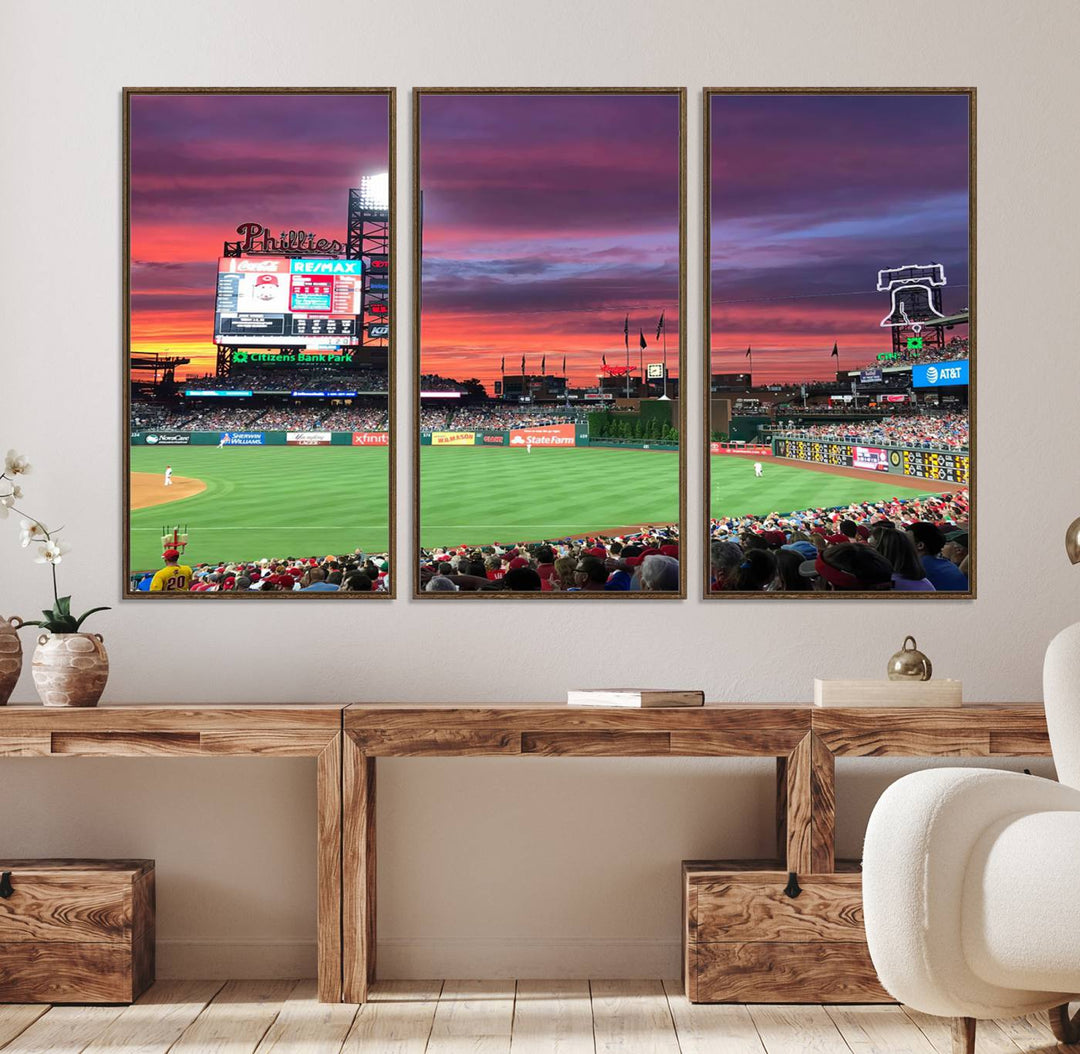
124,88,395,598
705,90,973,598
122,87,973,600
414,89,686,597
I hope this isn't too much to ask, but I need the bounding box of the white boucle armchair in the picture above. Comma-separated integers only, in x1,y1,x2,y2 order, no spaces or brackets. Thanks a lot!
863,622,1080,1054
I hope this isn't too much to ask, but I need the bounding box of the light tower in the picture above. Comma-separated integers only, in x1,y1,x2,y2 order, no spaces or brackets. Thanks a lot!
348,174,391,350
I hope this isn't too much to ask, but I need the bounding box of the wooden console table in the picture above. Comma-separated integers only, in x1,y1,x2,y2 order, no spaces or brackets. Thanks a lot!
341,702,1051,1003
0,701,1054,1005
0,704,345,1002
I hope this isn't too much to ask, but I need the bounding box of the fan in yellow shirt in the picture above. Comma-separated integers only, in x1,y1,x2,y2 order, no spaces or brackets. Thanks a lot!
149,549,192,592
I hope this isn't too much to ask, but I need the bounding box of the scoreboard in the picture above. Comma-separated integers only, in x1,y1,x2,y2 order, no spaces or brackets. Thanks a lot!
774,437,969,484
213,257,362,347
893,448,969,484
774,438,849,466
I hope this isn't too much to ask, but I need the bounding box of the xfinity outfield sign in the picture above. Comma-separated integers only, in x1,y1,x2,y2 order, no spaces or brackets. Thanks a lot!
913,360,969,388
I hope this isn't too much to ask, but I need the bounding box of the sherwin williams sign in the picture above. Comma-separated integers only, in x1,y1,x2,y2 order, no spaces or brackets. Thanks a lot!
913,360,969,388
220,432,265,446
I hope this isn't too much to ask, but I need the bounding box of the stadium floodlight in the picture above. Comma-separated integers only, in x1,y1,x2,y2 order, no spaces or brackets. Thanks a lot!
356,173,390,211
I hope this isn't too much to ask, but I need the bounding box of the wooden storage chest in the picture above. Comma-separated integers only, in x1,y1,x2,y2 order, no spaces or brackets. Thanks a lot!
0,859,154,1003
683,859,890,1004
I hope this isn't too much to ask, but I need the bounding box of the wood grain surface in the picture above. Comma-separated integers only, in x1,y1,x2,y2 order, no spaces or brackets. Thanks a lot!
692,942,889,1004
687,871,865,944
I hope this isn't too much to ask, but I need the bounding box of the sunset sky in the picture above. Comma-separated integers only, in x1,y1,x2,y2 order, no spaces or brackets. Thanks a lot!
710,92,970,383
419,93,682,391
128,92,389,377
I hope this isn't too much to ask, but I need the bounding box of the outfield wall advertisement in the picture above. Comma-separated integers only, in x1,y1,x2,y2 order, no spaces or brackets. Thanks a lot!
773,436,969,484
509,424,576,447
286,431,332,446
419,425,587,447
131,431,388,447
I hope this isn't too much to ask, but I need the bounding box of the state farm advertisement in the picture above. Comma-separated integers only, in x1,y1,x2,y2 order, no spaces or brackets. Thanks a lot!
352,431,389,446
286,431,332,446
509,424,576,447
853,446,889,472
431,431,475,446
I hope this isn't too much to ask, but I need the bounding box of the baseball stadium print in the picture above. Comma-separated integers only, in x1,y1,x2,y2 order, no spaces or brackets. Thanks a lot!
705,89,974,598
415,88,686,597
124,88,394,598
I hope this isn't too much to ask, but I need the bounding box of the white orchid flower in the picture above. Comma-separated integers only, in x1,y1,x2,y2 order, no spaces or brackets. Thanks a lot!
19,519,48,547
35,539,70,565
0,484,21,515
4,450,31,476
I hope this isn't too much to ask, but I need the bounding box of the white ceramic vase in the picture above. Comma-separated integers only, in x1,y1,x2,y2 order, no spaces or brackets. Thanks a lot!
32,632,109,707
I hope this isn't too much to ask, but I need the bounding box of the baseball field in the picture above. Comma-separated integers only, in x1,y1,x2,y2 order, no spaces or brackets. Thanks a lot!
128,445,953,573
128,446,390,573
709,453,946,521
419,445,680,549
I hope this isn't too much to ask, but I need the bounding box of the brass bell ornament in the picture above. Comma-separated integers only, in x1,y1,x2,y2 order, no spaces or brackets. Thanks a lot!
888,636,933,682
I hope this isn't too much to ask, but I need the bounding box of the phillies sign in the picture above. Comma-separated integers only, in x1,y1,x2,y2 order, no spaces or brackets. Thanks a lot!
233,222,345,256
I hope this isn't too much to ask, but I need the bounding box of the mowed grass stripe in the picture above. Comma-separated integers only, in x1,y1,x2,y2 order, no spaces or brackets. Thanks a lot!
129,446,390,572
419,445,680,549
710,455,943,521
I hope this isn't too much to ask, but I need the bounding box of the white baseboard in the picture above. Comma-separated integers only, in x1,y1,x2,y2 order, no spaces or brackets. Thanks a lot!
157,937,681,980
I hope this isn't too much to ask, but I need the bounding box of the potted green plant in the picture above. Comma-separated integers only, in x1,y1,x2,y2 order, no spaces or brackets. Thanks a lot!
1,449,110,706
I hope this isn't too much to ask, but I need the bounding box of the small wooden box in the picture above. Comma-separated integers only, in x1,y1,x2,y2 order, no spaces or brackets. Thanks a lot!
813,678,962,707
683,860,890,1004
0,859,154,1004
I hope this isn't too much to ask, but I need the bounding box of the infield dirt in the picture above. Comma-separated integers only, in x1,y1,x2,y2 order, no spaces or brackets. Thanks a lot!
130,472,206,510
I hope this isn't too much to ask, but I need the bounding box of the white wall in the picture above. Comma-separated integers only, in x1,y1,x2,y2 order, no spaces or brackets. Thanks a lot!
2,0,1078,979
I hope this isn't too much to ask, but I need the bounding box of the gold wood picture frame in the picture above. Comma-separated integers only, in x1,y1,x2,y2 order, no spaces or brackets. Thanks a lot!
123,87,396,599
413,87,687,599
703,88,975,599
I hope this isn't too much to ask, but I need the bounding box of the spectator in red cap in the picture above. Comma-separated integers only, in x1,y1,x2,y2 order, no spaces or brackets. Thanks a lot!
149,549,192,592
799,544,894,591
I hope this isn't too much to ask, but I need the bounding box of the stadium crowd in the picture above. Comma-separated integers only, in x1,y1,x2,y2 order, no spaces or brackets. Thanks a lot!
182,366,388,392
444,406,583,430
850,335,969,372
130,401,389,433
133,550,391,593
772,411,969,450
418,405,584,432
709,489,970,592
418,528,681,592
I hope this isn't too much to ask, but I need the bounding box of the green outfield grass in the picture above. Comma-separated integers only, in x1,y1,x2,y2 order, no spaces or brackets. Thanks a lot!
710,455,942,522
128,446,390,573
420,445,679,549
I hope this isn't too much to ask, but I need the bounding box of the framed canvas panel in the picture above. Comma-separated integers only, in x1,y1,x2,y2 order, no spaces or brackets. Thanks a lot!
704,88,974,599
414,88,686,598
123,88,395,598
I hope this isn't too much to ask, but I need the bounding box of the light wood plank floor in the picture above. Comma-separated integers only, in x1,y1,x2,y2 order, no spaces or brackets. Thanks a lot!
0,980,1067,1053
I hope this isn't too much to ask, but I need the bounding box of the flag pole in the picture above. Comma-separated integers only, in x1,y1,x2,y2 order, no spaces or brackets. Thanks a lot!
662,321,668,398
624,316,631,400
